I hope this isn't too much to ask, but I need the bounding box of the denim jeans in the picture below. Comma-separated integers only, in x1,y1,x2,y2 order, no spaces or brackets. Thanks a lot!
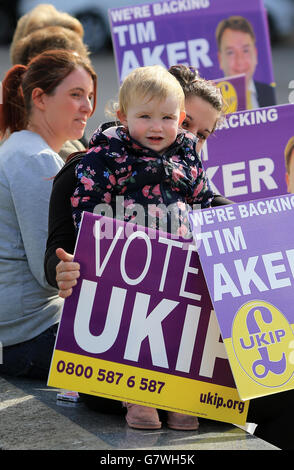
0,324,58,380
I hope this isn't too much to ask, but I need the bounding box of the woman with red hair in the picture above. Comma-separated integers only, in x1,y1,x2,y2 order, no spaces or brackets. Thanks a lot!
0,49,97,379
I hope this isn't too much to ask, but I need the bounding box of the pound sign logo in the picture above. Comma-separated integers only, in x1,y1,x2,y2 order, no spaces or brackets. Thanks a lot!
232,300,294,387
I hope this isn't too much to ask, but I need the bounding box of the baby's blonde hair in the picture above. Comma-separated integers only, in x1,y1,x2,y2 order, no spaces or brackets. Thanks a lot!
117,65,185,115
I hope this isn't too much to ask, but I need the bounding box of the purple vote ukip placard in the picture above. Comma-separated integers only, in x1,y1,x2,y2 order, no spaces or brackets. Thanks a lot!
48,213,249,424
54,213,231,384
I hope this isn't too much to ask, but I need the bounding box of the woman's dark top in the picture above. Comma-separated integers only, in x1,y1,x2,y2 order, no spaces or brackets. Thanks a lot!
44,124,233,289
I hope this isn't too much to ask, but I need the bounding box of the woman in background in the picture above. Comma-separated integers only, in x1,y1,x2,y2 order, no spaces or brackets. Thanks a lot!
0,49,96,379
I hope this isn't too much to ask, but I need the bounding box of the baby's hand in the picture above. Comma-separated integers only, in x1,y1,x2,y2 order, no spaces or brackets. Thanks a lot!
55,248,80,299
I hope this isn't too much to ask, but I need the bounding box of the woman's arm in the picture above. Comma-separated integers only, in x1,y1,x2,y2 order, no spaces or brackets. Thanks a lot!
44,155,79,287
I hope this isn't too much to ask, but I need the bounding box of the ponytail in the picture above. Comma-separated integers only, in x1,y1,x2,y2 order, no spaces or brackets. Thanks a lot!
0,65,27,139
0,49,97,140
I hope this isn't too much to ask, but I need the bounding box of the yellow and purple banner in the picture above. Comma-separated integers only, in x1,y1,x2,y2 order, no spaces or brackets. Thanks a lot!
190,194,294,400
201,103,294,203
48,213,249,424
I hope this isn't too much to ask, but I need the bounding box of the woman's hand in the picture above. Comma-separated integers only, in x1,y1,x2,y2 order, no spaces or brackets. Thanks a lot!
55,248,80,298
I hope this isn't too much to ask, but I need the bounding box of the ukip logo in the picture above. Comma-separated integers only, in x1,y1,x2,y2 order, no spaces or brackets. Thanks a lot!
232,300,294,388
216,80,238,114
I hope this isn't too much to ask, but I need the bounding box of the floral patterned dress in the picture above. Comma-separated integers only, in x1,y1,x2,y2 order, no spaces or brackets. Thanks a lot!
71,126,213,237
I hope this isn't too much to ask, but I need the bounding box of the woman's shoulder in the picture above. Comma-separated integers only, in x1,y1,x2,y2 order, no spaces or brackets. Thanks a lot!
59,139,86,162
0,130,63,173
1,130,56,156
81,125,125,161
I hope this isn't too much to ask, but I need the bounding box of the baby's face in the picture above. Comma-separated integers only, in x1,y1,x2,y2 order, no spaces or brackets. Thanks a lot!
118,95,185,154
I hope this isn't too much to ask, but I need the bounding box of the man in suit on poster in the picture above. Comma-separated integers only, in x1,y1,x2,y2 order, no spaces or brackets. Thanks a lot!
285,136,294,193
216,15,277,109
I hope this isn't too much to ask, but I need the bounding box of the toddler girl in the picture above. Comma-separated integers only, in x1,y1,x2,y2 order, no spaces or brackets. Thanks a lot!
71,65,213,430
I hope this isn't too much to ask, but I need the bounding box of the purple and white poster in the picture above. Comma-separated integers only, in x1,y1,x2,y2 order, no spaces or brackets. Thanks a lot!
109,0,276,109
189,194,294,400
48,212,249,424
201,103,293,203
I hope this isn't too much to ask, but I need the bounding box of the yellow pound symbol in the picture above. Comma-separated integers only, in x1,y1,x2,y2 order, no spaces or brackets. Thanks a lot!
217,81,238,114
232,300,294,387
289,340,294,365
